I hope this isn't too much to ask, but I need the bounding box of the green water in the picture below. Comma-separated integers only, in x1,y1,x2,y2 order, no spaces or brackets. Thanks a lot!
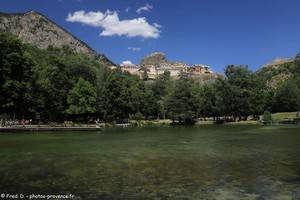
0,125,299,200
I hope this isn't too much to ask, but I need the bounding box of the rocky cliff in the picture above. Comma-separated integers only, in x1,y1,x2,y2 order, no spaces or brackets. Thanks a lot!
256,53,300,88
140,52,169,66
0,11,114,66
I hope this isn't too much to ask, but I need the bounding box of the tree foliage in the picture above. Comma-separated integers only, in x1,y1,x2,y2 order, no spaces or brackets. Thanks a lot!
0,33,32,118
67,78,97,115
166,73,199,124
1,32,299,124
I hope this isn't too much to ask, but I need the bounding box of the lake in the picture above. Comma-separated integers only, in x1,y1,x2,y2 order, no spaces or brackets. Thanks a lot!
0,125,299,200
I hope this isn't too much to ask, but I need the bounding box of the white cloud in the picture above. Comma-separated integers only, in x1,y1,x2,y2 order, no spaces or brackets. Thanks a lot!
153,23,162,28
66,10,160,38
128,47,141,51
125,7,130,13
136,4,153,14
120,60,135,66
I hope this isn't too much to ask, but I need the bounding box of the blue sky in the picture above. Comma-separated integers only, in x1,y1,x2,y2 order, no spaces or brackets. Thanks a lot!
1,0,300,72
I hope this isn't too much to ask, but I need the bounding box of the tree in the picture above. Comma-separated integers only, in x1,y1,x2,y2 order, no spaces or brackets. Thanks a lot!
0,33,33,118
34,50,73,121
151,70,171,98
23,43,104,121
67,78,97,116
272,77,300,112
249,74,269,119
97,69,136,122
151,71,171,118
199,83,219,120
215,65,263,121
142,85,159,118
166,73,198,124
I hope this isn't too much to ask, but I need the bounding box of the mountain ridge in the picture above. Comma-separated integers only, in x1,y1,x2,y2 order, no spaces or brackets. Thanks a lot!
0,11,115,67
257,53,300,88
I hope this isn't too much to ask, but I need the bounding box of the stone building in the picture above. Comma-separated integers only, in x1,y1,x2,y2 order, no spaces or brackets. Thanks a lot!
188,64,212,74
120,65,140,75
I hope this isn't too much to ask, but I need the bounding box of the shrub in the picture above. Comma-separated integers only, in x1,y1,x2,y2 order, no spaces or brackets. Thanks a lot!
262,111,273,125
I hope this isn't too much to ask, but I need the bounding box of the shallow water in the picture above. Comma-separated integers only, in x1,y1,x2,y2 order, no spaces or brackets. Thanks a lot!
0,125,299,199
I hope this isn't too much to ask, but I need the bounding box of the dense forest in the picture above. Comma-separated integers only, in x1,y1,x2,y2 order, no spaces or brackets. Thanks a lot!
1,32,300,124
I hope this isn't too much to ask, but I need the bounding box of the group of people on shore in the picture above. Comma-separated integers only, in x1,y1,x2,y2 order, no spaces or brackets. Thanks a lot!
0,119,32,127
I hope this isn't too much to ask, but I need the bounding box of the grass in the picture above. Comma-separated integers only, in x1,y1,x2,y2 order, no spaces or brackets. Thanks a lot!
198,112,299,125
271,112,297,122
130,119,172,126
226,120,261,125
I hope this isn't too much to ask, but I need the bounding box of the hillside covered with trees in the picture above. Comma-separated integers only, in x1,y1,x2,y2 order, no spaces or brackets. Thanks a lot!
1,32,300,124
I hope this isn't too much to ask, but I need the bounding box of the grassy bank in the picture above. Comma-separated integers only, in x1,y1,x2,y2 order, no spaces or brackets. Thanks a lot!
271,112,298,123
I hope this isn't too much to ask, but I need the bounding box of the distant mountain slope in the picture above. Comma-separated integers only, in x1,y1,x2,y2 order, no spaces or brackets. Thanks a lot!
256,54,300,88
0,11,115,66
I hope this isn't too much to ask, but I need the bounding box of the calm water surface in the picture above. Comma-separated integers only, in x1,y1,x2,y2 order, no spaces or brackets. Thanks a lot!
0,125,299,199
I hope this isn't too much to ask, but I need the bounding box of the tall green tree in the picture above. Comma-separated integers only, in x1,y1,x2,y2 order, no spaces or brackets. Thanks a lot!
199,83,219,120
151,71,171,98
97,69,136,122
0,33,33,118
272,77,300,112
166,73,198,124
67,78,97,115
249,74,269,119
151,71,171,118
215,65,263,120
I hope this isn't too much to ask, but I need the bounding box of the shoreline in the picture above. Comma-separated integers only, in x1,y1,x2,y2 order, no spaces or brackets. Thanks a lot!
0,125,101,132
1,121,299,132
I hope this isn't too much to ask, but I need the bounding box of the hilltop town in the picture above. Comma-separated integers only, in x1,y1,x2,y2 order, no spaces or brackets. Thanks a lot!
116,52,218,80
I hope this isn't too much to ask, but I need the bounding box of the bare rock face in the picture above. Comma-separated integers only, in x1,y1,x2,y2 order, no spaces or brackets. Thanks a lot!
263,58,293,69
0,11,115,66
140,52,169,66
257,52,300,88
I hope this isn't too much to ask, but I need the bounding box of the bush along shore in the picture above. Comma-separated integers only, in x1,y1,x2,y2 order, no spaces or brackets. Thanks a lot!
1,32,300,126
